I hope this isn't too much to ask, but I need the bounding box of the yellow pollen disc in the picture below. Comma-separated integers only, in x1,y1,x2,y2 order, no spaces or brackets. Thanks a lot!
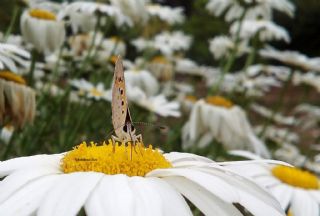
29,9,56,21
110,36,122,42
61,140,172,177
0,71,26,85
206,96,233,108
109,55,118,64
90,88,103,97
151,56,169,64
185,95,197,103
272,165,320,189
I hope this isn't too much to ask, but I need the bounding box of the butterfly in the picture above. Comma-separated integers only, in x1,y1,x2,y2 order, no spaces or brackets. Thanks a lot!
111,56,143,144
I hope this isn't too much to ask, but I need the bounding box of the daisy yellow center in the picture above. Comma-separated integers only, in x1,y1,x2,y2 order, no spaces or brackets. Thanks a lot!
152,56,169,64
0,71,26,85
109,55,118,64
29,9,56,21
272,165,319,189
90,88,103,97
185,95,197,103
61,140,172,177
206,96,233,108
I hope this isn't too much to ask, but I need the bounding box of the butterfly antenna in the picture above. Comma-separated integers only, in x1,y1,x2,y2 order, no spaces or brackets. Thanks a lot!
105,122,168,139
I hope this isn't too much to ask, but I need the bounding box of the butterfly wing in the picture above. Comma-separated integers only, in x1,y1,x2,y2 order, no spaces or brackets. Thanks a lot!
112,56,132,138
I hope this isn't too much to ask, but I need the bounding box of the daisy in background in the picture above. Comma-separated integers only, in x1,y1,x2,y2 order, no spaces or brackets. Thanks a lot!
59,1,133,29
123,64,180,117
20,7,65,54
254,125,299,147
250,103,296,126
230,20,290,43
260,46,320,72
146,4,185,25
209,35,248,60
146,55,174,82
228,151,320,216
294,104,320,130
0,70,36,128
0,43,31,72
0,139,286,216
182,96,270,158
132,31,192,57
206,0,294,22
110,0,148,24
293,72,320,93
70,79,111,102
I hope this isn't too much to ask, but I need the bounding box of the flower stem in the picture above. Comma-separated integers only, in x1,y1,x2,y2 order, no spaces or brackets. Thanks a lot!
243,33,259,72
28,49,37,87
3,5,19,42
209,9,247,95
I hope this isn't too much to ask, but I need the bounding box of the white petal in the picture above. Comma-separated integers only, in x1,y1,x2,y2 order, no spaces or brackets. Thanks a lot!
309,190,320,203
129,176,164,216
164,152,214,164
0,167,60,204
145,177,193,216
194,166,284,216
0,154,63,177
38,172,103,216
85,174,134,216
269,185,293,210
163,176,242,216
291,189,319,216
148,168,239,203
0,175,59,216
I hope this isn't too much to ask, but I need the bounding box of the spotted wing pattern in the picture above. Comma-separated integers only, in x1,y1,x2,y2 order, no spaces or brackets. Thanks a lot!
111,56,132,138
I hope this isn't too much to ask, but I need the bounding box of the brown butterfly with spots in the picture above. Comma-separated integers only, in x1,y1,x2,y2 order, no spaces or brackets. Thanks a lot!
111,56,143,143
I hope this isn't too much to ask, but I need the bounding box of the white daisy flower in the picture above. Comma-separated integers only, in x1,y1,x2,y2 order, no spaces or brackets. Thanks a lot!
59,1,133,28
227,158,320,216
209,36,234,60
146,4,185,25
254,125,299,145
182,97,270,158
250,103,295,126
132,31,192,57
0,140,285,216
146,56,174,81
70,79,111,101
174,58,204,76
20,8,65,53
273,143,307,167
0,71,36,127
230,20,290,43
0,43,30,72
154,31,192,57
208,36,248,60
206,0,294,22
246,64,291,81
294,104,320,130
125,69,159,97
137,94,181,118
110,0,148,24
293,72,320,92
0,124,14,145
260,46,320,72
117,67,180,118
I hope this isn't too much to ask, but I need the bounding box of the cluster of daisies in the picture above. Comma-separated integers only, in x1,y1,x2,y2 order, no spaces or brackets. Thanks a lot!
0,0,320,215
